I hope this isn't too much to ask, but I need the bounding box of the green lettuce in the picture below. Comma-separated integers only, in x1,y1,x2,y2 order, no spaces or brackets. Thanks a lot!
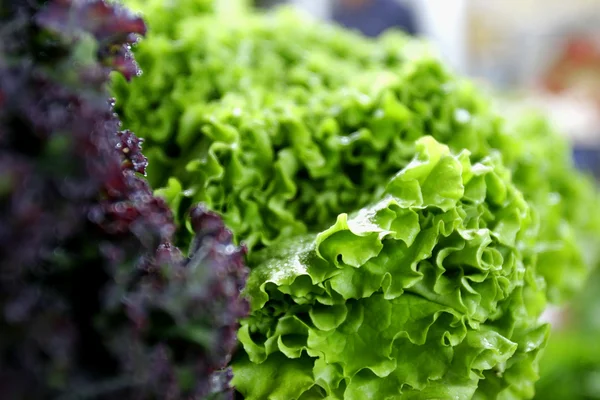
113,5,600,304
498,113,600,302
111,2,600,397
232,137,548,399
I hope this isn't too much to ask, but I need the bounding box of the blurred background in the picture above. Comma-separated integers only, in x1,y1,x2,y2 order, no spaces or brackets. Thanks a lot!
253,0,600,398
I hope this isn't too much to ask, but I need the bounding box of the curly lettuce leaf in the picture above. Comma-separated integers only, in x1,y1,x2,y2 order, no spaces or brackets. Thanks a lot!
232,137,548,399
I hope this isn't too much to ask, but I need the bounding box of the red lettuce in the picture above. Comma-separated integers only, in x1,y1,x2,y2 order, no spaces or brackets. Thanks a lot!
0,1,247,398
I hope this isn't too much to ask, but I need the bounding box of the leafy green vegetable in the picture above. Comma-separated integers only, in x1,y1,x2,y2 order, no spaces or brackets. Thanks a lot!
233,137,548,399
112,2,600,397
498,112,600,302
113,5,600,305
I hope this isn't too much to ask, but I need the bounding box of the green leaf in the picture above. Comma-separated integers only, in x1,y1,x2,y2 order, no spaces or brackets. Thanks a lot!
233,137,546,398
232,353,316,400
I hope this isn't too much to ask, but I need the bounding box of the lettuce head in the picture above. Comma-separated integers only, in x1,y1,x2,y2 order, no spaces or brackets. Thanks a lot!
232,137,548,399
